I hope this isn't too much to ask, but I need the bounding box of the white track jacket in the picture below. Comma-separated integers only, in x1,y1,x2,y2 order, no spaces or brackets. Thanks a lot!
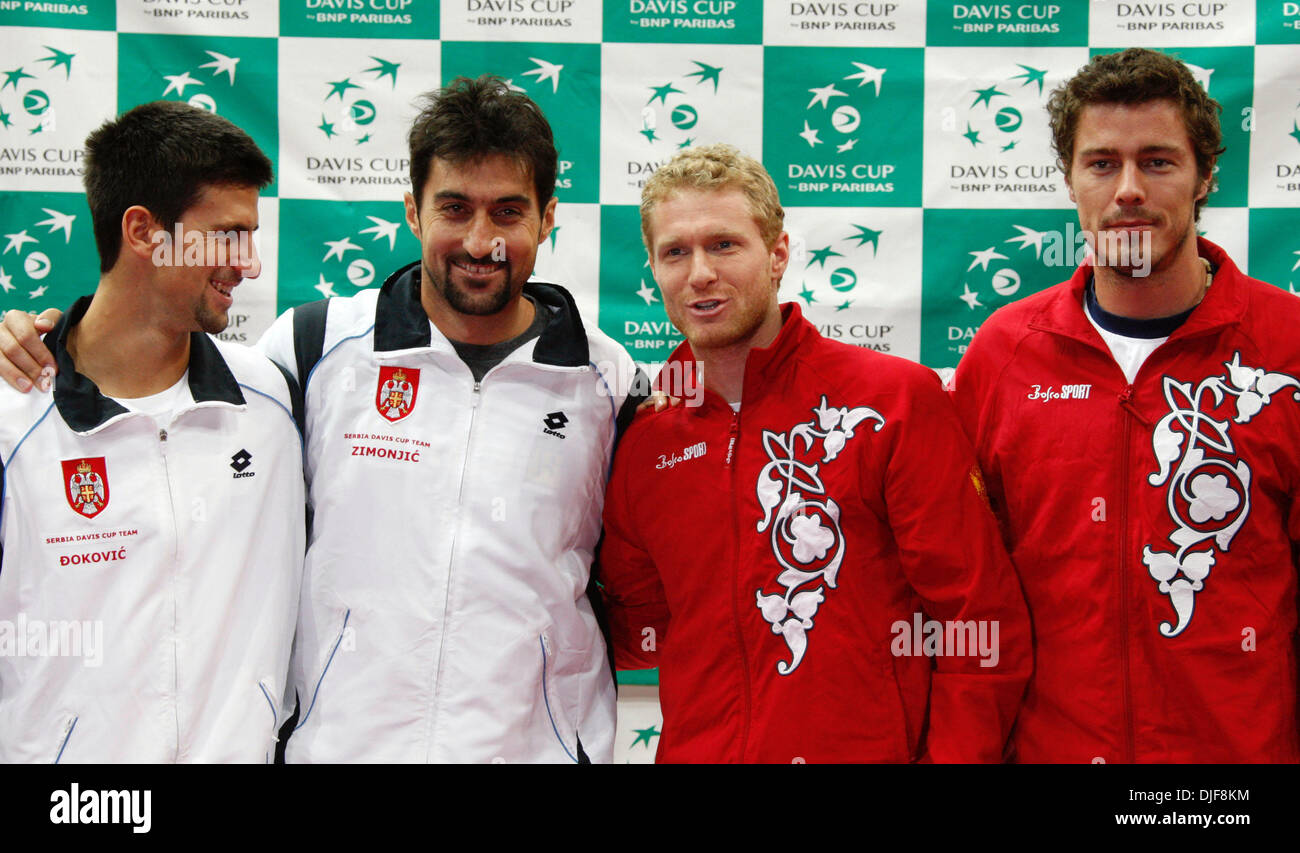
0,297,305,763
260,263,639,763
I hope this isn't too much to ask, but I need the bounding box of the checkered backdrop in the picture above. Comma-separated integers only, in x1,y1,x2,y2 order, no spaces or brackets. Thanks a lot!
3,0,1299,762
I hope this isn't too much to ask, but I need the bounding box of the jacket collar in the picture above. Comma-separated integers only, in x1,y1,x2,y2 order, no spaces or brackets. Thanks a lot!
663,302,816,415
51,295,245,433
1027,237,1248,348
373,260,590,366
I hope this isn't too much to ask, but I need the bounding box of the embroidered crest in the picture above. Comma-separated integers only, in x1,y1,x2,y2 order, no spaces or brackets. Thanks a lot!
754,395,885,675
1144,352,1300,637
62,457,109,518
375,366,420,423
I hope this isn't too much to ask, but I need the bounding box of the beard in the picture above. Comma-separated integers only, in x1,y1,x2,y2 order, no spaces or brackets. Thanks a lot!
195,308,229,335
427,258,519,316
194,295,230,335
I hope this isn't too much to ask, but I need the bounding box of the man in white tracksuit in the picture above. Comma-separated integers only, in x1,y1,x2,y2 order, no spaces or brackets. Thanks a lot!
0,102,304,763
258,76,641,763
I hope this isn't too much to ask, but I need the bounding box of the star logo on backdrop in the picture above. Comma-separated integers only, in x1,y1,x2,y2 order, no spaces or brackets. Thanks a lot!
634,259,659,307
630,726,660,749
38,47,74,79
35,209,75,242
504,56,566,99
3,230,38,254
1005,224,1048,257
970,85,1006,109
685,61,722,92
807,83,846,109
788,223,883,312
0,207,78,308
366,57,400,87
162,71,202,97
313,213,406,299
325,78,363,101
806,245,844,269
636,280,658,306
797,60,885,154
648,82,682,105
323,237,361,262
156,48,252,115
1009,63,1046,94
1184,63,1214,93
315,56,402,145
360,216,400,250
635,60,725,154
0,44,76,135
953,223,1062,315
967,246,1008,272
846,224,881,255
844,62,884,95
2,67,36,91
199,51,238,84
956,62,1049,155
521,58,563,93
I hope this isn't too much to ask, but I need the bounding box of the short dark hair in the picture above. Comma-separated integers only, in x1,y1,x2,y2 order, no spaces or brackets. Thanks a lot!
1047,48,1224,219
407,75,557,211
83,101,272,272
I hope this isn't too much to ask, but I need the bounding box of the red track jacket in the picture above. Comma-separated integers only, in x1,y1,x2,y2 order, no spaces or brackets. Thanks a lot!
600,304,1031,763
951,239,1300,763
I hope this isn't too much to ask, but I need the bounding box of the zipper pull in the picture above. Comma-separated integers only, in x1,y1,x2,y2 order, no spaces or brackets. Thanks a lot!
159,428,168,442
725,412,739,466
1117,384,1153,425
471,382,481,409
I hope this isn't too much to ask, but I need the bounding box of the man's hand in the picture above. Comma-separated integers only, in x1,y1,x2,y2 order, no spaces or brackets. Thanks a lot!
0,308,61,392
636,390,682,414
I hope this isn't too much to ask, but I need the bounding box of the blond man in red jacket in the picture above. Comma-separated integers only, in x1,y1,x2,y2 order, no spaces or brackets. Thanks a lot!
599,144,1032,763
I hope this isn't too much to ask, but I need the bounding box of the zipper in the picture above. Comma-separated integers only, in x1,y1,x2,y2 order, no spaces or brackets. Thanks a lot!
53,715,77,764
1116,386,1136,764
426,380,481,760
158,426,182,763
539,634,579,763
294,609,351,732
724,408,754,760
725,410,739,466
258,681,278,765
